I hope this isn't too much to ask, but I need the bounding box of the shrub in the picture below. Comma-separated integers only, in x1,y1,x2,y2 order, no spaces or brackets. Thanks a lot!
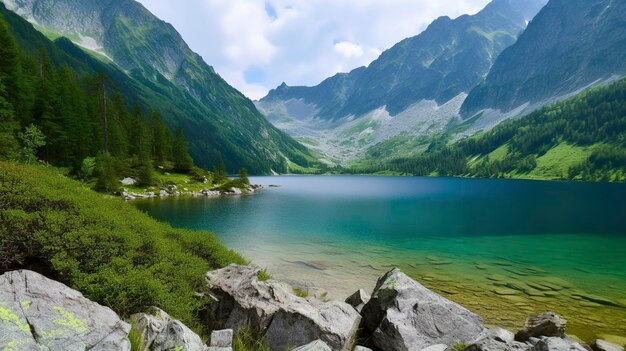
0,161,246,332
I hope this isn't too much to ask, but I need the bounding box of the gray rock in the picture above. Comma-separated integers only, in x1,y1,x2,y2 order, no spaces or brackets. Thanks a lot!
466,328,529,351
515,313,566,341
159,190,169,197
292,340,332,351
354,346,373,351
264,299,360,351
361,268,484,351
121,177,137,185
210,329,233,347
591,340,624,351
421,345,451,351
205,265,361,351
345,289,370,313
529,337,587,351
0,270,130,351
130,307,207,351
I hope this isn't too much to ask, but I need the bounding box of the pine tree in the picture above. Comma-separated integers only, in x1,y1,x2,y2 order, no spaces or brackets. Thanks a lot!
173,127,193,173
95,153,118,193
0,79,19,160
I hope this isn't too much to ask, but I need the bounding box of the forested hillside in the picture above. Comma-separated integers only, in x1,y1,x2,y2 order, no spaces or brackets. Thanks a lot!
1,0,316,174
387,78,626,182
0,10,202,191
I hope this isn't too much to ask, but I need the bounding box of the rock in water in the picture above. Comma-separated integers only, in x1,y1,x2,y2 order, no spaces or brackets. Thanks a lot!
292,340,333,351
515,312,566,341
130,307,207,351
466,328,528,351
345,289,370,313
591,340,625,351
0,270,130,351
361,268,484,351
529,337,587,351
205,264,361,351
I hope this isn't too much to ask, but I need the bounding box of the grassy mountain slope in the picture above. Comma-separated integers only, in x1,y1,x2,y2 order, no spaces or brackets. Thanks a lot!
2,0,315,174
462,0,626,117
0,161,245,333
386,78,626,182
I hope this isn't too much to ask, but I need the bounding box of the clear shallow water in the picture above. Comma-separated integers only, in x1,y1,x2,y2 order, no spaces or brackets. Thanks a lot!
134,176,626,341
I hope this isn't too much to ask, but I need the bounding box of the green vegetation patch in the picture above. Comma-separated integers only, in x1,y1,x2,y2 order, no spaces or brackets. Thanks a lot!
0,162,245,334
529,143,596,179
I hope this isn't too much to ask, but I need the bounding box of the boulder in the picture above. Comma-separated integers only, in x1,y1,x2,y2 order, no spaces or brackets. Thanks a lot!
205,265,361,351
0,270,130,351
121,177,137,185
159,190,169,197
345,289,370,313
292,340,332,351
209,329,233,348
361,268,484,351
591,340,624,351
515,313,566,341
421,345,450,351
529,337,587,351
354,347,373,351
466,328,529,351
130,307,207,351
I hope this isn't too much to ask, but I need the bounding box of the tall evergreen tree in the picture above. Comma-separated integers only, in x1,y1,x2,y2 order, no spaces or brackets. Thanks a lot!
173,127,193,173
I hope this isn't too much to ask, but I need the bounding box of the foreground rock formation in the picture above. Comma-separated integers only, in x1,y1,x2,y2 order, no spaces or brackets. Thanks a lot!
0,270,130,350
361,268,484,351
0,267,616,351
204,264,361,351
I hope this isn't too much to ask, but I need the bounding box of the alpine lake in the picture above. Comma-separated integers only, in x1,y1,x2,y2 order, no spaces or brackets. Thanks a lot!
134,176,626,342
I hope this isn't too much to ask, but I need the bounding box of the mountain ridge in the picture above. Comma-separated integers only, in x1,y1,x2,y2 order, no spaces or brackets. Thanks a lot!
2,0,315,174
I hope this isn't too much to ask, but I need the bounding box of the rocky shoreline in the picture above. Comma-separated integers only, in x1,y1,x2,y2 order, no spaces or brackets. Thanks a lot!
1,267,623,351
119,182,264,201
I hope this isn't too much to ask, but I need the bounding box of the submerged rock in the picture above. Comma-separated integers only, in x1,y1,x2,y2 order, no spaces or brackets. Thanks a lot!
361,268,484,351
515,312,566,341
130,307,207,351
205,264,360,351
591,340,624,351
528,337,587,351
0,270,130,351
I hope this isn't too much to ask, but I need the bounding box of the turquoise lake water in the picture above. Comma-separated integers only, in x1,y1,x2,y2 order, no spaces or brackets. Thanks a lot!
134,176,626,340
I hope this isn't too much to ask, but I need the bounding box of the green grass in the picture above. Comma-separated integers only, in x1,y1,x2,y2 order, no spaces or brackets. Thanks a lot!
453,341,468,351
232,329,271,351
0,161,246,335
257,269,270,282
487,144,509,162
292,287,309,298
528,143,596,179
467,27,510,42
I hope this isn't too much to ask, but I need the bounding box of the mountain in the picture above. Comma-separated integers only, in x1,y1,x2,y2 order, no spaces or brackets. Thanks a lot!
461,0,626,118
387,77,626,182
1,0,314,174
257,0,547,164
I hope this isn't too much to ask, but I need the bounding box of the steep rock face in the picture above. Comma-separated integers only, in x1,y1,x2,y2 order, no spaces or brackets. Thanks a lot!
260,0,546,121
0,270,130,351
461,0,626,117
2,0,312,173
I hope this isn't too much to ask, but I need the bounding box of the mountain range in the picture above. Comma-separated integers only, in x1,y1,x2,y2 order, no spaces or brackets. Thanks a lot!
1,0,315,174
257,0,625,166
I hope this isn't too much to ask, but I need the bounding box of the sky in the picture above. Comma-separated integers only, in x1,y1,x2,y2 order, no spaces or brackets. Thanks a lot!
136,0,491,100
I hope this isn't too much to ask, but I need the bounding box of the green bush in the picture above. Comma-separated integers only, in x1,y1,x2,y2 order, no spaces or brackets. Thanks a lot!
0,161,245,332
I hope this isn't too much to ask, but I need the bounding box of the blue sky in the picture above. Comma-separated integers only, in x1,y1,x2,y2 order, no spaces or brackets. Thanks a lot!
136,0,491,99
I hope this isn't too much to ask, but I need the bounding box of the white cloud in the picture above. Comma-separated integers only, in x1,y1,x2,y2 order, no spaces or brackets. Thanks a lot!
334,41,364,58
136,0,491,100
